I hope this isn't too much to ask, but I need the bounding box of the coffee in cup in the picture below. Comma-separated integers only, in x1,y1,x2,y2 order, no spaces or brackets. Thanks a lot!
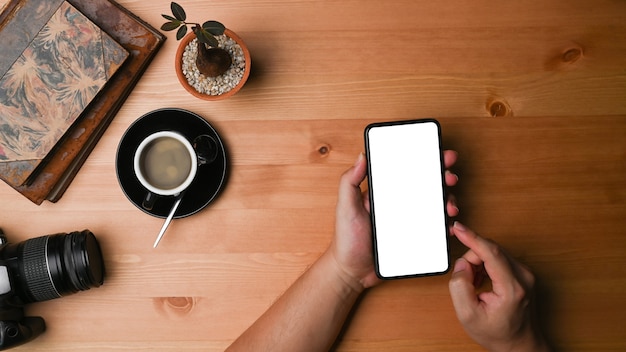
134,131,198,197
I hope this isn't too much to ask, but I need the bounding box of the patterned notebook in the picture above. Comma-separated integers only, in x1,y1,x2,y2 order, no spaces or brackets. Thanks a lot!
0,0,128,186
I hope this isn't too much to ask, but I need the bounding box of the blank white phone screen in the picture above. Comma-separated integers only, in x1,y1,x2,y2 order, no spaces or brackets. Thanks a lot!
366,121,448,278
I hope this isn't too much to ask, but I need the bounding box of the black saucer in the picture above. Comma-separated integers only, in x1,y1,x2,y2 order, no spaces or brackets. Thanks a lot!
116,108,228,219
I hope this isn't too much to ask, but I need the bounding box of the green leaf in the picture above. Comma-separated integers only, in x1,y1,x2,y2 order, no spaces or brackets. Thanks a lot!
192,27,206,44
176,25,188,40
161,14,177,21
171,2,186,21
196,28,219,48
202,21,225,36
161,21,181,31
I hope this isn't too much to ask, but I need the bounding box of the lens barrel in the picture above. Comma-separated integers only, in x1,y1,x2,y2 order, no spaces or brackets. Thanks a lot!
16,230,104,303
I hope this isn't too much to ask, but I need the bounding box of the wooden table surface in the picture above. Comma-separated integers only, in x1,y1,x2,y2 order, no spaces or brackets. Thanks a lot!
1,0,625,350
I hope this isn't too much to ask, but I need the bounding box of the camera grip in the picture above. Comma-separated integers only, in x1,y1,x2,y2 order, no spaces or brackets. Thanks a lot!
0,317,45,350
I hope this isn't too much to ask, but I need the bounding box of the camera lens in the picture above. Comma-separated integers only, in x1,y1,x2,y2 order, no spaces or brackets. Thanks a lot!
17,230,104,303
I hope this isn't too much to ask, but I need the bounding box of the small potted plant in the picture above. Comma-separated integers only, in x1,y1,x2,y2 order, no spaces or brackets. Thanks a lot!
161,2,251,100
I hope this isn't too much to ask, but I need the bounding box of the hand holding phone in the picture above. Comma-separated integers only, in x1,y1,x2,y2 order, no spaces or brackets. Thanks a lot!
365,119,449,279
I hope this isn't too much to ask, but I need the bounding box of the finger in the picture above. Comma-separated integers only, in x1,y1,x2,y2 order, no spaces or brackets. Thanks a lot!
443,150,458,169
445,170,459,187
461,248,483,267
337,153,368,215
362,189,371,213
505,253,536,290
339,153,367,191
484,241,536,290
457,248,489,288
351,153,368,184
452,222,516,290
450,226,484,266
448,258,480,323
446,194,459,217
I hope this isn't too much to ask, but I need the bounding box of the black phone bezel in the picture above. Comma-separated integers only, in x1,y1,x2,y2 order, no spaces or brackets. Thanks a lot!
364,118,450,280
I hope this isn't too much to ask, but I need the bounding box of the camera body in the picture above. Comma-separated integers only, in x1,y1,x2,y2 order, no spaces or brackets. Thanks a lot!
0,229,104,350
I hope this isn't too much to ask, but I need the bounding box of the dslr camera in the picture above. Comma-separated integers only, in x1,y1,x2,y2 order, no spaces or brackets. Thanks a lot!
0,228,104,350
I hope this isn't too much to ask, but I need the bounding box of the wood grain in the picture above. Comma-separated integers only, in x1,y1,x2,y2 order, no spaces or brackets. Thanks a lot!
0,0,625,350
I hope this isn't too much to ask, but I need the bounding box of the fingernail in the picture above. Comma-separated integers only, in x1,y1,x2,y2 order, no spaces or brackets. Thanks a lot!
354,152,364,166
445,170,459,182
453,221,466,231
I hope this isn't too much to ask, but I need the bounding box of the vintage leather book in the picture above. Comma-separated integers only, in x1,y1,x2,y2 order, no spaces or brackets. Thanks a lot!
0,0,166,204
0,0,129,187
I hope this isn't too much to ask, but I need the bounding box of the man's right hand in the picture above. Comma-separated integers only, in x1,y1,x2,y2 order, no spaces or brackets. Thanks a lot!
448,222,550,352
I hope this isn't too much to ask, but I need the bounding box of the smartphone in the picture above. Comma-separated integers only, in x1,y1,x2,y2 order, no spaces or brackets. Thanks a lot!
364,119,449,279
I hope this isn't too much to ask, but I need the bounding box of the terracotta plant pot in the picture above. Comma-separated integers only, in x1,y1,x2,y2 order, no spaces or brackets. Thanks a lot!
175,29,251,101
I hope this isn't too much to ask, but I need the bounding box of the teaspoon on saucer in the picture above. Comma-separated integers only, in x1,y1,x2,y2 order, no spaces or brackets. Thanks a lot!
153,134,219,248
153,195,183,248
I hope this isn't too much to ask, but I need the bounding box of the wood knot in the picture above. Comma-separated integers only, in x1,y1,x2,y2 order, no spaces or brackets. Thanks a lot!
486,98,512,117
562,47,583,63
545,43,584,70
153,297,196,318
317,144,331,157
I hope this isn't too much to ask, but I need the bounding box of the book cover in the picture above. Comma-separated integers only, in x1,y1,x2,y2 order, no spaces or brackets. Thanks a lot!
12,0,166,204
0,0,129,186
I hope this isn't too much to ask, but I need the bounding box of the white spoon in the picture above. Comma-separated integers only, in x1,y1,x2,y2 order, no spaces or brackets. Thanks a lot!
153,196,183,248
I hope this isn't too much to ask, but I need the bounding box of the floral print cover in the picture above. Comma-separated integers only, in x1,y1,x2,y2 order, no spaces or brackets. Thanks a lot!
0,1,128,185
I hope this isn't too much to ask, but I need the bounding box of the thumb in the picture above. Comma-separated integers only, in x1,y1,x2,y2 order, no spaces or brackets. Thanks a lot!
337,154,367,205
449,258,479,321
347,153,367,185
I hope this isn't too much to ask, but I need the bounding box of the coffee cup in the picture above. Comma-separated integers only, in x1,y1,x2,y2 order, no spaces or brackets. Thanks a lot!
134,131,198,209
116,108,228,220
